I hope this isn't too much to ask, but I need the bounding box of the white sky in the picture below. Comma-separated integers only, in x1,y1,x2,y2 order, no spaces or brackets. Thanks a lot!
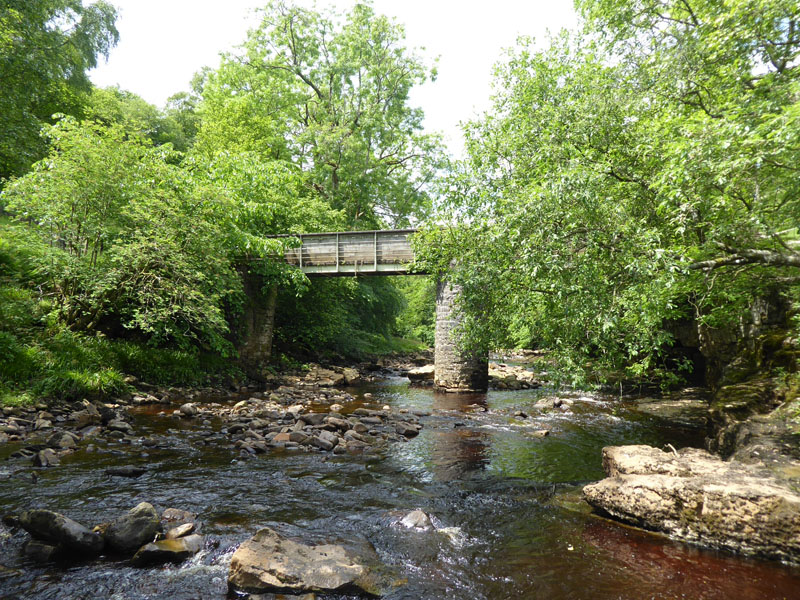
89,1,578,157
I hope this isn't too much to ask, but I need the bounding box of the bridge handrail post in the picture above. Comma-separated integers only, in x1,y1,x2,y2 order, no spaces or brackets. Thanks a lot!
336,232,340,273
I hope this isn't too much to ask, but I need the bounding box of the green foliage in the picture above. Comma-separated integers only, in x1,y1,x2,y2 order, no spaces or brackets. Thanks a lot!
87,86,196,151
274,276,408,359
195,0,445,227
0,0,119,180
2,117,241,351
394,275,435,346
415,0,800,385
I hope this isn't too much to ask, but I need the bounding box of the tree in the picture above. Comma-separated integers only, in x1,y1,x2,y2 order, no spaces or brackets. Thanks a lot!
415,0,800,384
0,0,118,180
2,117,240,351
87,86,195,151
195,1,444,227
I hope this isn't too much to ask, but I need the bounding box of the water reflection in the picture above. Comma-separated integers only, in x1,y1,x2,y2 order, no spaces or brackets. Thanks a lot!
427,392,488,482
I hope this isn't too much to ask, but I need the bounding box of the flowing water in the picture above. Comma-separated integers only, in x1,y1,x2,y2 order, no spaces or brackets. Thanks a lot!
1,376,799,600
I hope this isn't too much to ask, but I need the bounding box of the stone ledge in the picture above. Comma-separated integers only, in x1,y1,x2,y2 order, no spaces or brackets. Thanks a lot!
583,445,800,563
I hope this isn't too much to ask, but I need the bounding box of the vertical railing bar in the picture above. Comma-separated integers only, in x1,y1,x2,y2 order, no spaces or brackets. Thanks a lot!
299,234,303,269
373,231,378,272
336,232,340,273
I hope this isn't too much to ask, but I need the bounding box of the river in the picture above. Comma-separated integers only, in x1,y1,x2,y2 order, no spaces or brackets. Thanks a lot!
1,375,799,599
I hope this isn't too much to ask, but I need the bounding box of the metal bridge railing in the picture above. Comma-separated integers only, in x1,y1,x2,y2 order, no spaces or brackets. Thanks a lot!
277,228,417,276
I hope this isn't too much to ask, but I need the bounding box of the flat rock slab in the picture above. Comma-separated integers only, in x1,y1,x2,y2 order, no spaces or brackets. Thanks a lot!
583,445,800,563
228,527,391,597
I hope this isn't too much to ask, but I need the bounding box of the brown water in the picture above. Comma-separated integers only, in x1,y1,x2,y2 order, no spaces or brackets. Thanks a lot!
1,376,799,600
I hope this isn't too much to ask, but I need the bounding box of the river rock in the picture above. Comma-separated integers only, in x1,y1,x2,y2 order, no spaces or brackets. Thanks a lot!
24,540,60,562
132,534,204,566
33,449,60,467
46,431,78,449
19,509,104,555
406,365,435,381
228,527,388,596
343,367,361,384
107,419,133,434
105,502,161,554
299,413,326,426
583,445,800,562
400,510,434,531
162,508,196,524
395,423,419,438
180,403,199,417
165,522,195,539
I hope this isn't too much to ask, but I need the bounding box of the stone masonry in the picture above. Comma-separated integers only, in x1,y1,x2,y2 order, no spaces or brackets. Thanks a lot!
434,278,488,392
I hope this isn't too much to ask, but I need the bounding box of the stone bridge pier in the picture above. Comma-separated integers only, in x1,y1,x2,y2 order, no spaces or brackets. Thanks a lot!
434,278,489,392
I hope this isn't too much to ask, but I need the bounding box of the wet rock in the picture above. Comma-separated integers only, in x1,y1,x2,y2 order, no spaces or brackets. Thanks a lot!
165,522,195,539
399,510,434,531
299,413,326,426
105,502,161,554
326,417,351,430
407,365,435,381
19,509,104,555
289,431,311,444
228,527,389,596
395,423,419,438
312,430,339,451
162,508,196,524
132,534,204,566
46,431,78,449
343,367,361,385
24,540,60,562
180,403,199,417
33,449,60,467
583,445,800,563
105,466,146,478
529,429,550,438
107,419,133,434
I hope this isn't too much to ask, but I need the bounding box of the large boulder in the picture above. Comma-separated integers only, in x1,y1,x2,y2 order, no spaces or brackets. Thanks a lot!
104,502,160,554
228,527,390,596
583,445,800,563
19,509,104,555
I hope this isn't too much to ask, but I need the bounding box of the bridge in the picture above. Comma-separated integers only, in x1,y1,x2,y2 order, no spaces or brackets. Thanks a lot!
243,228,488,393
277,228,418,276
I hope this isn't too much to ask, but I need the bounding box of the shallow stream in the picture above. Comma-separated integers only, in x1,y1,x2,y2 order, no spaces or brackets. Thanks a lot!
1,376,799,599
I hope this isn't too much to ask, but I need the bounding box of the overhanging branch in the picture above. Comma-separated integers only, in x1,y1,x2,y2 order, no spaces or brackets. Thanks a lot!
690,249,800,271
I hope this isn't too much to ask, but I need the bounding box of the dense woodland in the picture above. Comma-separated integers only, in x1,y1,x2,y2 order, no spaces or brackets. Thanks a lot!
1,0,798,403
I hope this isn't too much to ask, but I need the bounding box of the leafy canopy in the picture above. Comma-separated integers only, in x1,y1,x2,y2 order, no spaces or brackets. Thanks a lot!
196,0,445,228
0,0,118,180
416,0,800,384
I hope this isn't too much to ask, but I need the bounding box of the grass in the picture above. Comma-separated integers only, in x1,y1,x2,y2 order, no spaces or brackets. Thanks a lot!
0,287,242,406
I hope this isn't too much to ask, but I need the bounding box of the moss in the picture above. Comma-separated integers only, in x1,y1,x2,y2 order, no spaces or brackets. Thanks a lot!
711,377,779,419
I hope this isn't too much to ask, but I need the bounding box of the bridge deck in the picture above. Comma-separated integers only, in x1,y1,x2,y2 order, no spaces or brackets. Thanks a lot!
277,229,418,276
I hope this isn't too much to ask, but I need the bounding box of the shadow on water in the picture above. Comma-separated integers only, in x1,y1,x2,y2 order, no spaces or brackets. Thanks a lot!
1,377,799,599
